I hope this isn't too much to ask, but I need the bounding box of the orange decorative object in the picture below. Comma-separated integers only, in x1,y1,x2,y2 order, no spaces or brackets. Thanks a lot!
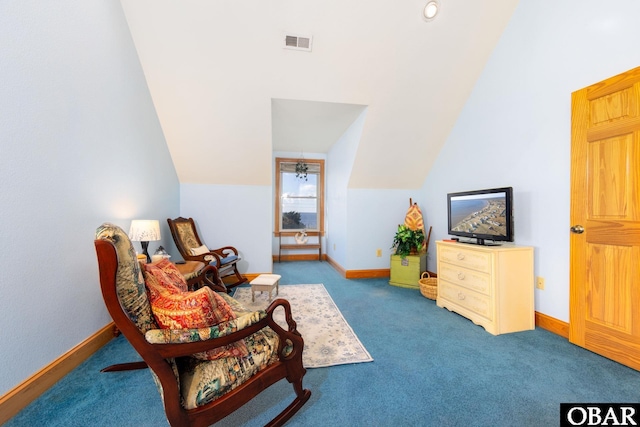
404,199,424,232
404,199,430,251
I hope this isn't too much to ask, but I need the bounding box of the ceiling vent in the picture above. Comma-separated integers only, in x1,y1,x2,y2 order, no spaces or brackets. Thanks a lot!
283,33,313,52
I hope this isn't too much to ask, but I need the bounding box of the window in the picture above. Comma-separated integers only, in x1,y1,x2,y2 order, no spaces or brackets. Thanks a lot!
275,157,324,234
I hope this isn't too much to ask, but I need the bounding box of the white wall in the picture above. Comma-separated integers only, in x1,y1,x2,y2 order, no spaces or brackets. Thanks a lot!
326,110,366,266
420,0,640,322
346,188,419,269
180,183,272,274
324,108,426,271
0,1,179,396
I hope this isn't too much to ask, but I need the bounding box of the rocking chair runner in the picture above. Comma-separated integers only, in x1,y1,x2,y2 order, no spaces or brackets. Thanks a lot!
94,223,310,427
167,217,247,289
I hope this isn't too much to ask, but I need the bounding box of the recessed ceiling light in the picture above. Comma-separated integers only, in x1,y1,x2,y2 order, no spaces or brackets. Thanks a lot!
423,1,439,21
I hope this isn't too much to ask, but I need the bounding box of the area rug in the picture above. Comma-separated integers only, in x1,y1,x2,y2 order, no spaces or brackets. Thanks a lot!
232,284,373,368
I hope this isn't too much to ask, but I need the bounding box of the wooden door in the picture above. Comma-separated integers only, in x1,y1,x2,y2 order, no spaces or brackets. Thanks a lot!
570,66,640,370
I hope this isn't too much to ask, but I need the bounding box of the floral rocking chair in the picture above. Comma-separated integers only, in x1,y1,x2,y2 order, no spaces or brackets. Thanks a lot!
94,223,310,426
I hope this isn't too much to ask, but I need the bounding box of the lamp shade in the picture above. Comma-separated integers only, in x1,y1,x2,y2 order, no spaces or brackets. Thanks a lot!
129,220,161,242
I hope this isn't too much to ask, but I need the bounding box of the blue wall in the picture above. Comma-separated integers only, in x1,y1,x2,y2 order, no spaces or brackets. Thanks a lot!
180,183,273,274
0,1,180,395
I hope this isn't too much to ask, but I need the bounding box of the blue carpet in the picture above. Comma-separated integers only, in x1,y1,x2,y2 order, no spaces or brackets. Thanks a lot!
6,261,640,426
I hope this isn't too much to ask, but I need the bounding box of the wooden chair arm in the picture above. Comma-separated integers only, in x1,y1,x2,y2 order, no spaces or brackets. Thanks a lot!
210,246,239,257
199,265,228,293
181,251,222,267
264,299,305,359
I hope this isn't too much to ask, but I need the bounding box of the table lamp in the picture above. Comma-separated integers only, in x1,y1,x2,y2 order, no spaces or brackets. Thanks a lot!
129,219,161,263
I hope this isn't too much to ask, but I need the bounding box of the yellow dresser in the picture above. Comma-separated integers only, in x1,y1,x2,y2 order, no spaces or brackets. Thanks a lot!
436,241,534,335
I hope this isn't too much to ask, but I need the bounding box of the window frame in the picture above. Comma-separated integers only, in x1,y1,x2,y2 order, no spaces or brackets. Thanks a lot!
274,157,325,235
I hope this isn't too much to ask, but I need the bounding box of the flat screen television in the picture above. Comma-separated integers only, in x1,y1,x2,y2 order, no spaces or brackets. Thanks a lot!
447,187,513,246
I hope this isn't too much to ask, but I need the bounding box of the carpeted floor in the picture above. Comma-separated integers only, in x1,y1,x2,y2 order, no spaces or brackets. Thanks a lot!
233,284,373,367
6,261,640,426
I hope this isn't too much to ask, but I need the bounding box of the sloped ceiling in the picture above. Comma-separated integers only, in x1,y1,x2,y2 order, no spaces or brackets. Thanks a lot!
120,0,518,188
271,99,366,153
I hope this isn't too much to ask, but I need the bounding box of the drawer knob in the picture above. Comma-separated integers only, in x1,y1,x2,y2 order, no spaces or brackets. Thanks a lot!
456,253,465,260
457,272,465,280
457,292,466,300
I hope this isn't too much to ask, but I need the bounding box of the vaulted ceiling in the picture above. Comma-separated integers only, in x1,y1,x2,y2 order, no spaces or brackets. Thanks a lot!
120,0,518,188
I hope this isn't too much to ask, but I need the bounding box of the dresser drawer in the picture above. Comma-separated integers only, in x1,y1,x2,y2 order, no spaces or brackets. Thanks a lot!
439,263,491,296
438,245,491,273
439,281,493,321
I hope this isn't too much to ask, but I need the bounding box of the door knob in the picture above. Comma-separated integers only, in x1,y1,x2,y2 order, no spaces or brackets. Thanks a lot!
570,225,585,234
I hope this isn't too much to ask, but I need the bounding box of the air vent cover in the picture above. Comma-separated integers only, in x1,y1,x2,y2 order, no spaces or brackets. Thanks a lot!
283,33,313,52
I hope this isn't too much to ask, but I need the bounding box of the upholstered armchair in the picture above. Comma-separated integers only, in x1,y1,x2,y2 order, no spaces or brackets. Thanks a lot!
167,217,247,290
94,223,310,426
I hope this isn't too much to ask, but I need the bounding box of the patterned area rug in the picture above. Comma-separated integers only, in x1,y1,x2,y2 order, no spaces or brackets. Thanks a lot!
232,284,373,368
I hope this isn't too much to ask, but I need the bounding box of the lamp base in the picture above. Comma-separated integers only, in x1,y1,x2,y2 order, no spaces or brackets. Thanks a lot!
141,241,151,263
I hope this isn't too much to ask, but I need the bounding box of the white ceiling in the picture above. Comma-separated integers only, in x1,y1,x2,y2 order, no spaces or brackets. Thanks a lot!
120,0,519,188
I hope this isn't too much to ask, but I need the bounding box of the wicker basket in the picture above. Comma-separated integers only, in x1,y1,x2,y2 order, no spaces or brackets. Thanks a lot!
419,272,438,300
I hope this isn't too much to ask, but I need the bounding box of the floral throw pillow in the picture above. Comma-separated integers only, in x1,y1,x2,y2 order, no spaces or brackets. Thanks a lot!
143,259,188,292
143,271,248,360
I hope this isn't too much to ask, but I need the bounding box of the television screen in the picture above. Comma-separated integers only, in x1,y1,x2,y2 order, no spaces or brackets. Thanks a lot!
447,187,513,245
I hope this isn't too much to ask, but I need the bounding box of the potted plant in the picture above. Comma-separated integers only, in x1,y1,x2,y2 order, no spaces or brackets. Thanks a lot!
391,224,425,258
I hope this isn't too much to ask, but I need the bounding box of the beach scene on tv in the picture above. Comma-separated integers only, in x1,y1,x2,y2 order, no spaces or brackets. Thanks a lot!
450,193,508,237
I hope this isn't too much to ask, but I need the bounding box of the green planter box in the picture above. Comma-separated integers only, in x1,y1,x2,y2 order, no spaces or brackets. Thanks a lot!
389,253,427,289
